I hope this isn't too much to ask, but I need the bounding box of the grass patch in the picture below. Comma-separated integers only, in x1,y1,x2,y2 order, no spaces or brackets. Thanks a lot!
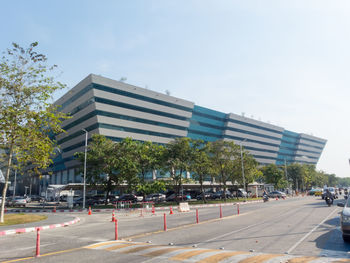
0,213,48,226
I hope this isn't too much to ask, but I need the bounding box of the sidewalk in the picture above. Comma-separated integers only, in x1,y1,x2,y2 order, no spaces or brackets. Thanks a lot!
0,213,80,236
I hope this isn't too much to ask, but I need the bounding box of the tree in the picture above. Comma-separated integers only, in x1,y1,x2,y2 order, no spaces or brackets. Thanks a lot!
232,148,260,190
135,141,164,183
208,140,239,201
75,134,121,204
116,138,140,192
136,180,166,197
190,140,211,203
163,137,193,201
0,42,67,223
261,164,285,189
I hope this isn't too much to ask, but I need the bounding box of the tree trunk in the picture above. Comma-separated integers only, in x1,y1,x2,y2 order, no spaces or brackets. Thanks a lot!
1,145,13,223
200,177,206,203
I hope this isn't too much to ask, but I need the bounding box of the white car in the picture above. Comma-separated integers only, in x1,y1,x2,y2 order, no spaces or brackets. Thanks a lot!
11,196,27,207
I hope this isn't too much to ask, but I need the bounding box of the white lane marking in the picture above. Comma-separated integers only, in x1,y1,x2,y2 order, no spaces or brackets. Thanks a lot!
286,207,339,254
197,205,302,246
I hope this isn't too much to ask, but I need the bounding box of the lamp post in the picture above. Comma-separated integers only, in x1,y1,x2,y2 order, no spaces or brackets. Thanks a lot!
239,139,247,197
82,129,88,210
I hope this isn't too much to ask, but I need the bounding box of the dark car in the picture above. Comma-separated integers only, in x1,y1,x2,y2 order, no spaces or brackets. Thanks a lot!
118,194,138,203
213,190,233,199
73,197,100,207
196,192,214,200
166,193,187,202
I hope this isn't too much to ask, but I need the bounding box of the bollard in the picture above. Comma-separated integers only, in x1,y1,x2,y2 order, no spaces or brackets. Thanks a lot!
140,208,143,217
164,213,167,231
237,203,240,215
152,204,155,215
220,205,223,218
196,208,199,224
115,219,118,240
53,206,56,213
36,228,40,257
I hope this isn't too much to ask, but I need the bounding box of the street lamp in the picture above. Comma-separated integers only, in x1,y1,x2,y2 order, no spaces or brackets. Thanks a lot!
239,139,247,197
82,128,88,210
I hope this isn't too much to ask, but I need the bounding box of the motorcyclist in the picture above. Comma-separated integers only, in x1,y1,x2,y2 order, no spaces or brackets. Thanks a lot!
325,189,334,205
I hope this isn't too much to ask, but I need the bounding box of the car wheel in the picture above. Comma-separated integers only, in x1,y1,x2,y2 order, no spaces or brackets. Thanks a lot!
343,235,350,242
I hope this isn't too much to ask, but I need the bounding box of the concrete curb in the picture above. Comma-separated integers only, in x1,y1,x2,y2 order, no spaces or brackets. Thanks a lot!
4,197,293,214
0,217,80,236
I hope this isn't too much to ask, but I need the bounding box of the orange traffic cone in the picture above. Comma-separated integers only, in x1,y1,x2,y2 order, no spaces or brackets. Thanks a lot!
170,206,174,215
111,209,116,222
53,206,56,213
88,206,92,215
276,197,278,200
152,204,155,215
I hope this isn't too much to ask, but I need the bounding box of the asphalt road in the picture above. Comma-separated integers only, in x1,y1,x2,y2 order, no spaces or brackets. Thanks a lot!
0,196,349,262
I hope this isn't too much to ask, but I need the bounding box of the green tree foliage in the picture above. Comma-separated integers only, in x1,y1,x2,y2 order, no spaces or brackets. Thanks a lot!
208,140,239,201
0,42,68,223
135,141,164,183
232,147,260,189
75,134,121,203
163,137,193,201
261,164,286,189
190,140,211,203
136,180,166,196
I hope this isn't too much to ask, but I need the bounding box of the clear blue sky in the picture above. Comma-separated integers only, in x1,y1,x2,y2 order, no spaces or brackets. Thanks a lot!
2,0,350,177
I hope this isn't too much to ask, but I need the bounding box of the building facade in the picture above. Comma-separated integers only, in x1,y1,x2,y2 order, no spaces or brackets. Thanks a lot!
50,74,327,184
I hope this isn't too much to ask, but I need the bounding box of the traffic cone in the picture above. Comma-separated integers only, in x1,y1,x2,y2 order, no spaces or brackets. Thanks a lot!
53,206,56,213
152,204,155,215
276,197,278,200
88,206,92,215
170,206,174,215
4,207,7,213
111,209,116,222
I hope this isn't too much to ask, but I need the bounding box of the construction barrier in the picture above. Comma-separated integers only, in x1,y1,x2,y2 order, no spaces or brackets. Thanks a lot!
178,202,190,212
115,201,132,210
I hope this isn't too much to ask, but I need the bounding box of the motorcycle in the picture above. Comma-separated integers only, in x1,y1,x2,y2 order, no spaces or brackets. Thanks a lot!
325,196,333,206
263,195,269,202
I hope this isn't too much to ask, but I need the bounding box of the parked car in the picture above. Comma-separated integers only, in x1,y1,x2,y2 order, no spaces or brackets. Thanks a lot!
29,195,45,202
237,188,248,198
72,197,100,207
118,194,138,203
338,199,350,242
212,190,233,199
268,191,287,198
10,196,27,207
166,193,187,202
145,193,166,203
196,192,214,200
24,196,31,203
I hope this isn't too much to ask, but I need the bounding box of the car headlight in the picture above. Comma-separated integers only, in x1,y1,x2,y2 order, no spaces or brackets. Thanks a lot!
342,215,350,223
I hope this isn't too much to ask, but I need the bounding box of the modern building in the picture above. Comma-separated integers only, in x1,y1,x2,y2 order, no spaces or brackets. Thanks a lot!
50,74,327,185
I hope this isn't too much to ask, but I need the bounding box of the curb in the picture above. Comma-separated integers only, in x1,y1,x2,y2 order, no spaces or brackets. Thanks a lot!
0,217,80,236
4,197,289,214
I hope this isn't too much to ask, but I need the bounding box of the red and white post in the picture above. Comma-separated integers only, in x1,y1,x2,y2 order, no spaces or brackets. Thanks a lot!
196,208,199,224
163,213,167,231
220,205,223,218
237,203,240,215
36,228,40,257
115,219,118,240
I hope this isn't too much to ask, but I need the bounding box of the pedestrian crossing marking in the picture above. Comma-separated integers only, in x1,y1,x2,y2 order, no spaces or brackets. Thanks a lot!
170,249,216,261
239,254,284,263
197,251,248,263
122,245,162,254
287,256,320,262
144,247,187,257
85,240,350,262
105,243,135,251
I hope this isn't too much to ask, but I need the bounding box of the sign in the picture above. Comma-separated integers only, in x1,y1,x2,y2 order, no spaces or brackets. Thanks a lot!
178,202,190,212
